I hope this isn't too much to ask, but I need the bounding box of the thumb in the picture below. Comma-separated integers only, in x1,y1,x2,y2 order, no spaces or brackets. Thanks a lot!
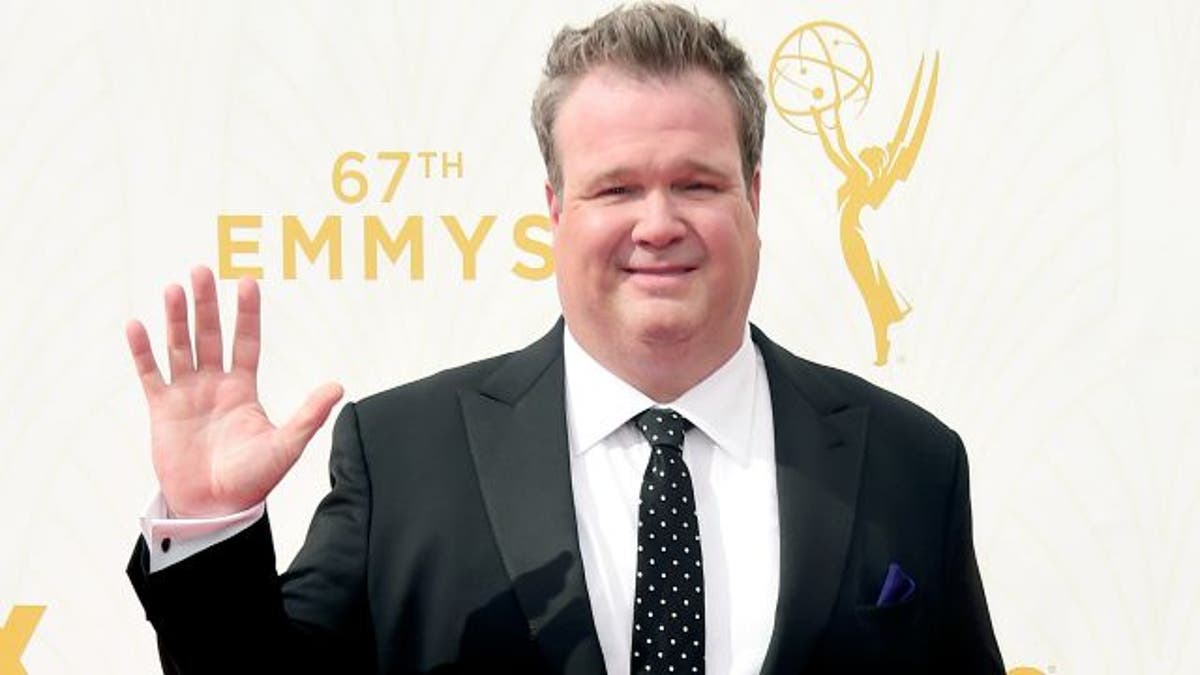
277,382,345,462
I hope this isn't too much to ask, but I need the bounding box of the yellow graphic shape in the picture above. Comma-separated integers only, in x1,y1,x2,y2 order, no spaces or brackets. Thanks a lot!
1008,669,1047,675
0,606,45,675
769,22,939,365
769,21,874,135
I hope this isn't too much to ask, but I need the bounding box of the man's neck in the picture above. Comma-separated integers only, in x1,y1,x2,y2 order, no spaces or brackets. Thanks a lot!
565,322,746,403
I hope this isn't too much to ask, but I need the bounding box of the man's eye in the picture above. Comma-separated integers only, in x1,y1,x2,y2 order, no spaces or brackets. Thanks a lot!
600,185,630,197
681,182,715,192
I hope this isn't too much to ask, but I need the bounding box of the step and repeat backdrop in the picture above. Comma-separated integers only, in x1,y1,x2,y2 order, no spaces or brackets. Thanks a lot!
1,0,1197,672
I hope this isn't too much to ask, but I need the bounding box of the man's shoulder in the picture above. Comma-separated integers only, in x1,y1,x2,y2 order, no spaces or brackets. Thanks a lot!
352,321,564,421
356,350,515,410
752,325,959,448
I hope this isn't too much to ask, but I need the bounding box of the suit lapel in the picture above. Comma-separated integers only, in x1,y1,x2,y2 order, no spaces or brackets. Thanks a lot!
457,322,865,673
459,320,607,675
753,327,869,674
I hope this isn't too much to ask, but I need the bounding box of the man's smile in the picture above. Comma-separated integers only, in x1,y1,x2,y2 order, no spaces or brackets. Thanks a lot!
621,264,700,293
622,264,698,275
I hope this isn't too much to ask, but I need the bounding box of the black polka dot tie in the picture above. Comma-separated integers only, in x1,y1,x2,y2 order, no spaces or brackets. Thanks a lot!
631,408,704,675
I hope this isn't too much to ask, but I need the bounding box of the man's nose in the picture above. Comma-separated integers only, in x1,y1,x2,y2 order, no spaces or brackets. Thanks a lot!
631,190,687,248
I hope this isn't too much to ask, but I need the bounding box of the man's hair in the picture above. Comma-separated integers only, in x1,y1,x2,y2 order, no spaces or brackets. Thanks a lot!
531,3,766,196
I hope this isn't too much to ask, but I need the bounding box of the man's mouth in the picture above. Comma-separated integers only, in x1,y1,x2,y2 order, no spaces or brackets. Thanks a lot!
623,265,696,276
622,265,698,293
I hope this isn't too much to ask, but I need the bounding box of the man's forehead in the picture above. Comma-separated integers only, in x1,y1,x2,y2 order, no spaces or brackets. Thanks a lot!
553,65,741,177
559,64,735,119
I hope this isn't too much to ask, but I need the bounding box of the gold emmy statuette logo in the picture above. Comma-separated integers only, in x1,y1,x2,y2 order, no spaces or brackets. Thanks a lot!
769,22,939,365
0,605,44,675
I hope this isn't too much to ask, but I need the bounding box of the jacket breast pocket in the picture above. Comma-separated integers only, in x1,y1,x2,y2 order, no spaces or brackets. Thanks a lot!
854,592,920,622
847,594,931,669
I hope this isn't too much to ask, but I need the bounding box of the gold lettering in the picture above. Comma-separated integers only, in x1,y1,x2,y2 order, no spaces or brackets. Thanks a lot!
364,215,424,280
377,151,411,203
441,214,496,281
332,151,368,203
512,214,555,280
0,605,45,675
417,151,437,178
441,151,463,179
283,215,343,280
217,214,263,280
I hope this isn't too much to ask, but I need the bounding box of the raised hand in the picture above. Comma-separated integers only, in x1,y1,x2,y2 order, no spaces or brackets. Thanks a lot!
125,266,343,517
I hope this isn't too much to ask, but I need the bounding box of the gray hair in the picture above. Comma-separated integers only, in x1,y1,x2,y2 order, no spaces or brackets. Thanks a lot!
532,3,766,196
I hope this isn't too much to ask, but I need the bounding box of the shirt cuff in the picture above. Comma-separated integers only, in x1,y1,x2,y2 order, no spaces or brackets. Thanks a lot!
139,492,265,573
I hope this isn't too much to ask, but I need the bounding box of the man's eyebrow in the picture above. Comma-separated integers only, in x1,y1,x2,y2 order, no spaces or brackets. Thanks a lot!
676,159,733,177
585,168,636,189
581,160,735,190
674,160,741,185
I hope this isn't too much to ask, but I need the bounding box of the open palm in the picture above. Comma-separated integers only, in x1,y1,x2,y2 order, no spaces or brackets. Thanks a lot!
125,267,343,517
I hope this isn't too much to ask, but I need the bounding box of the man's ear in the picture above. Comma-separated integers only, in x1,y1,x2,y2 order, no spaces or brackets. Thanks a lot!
749,167,762,222
544,180,561,229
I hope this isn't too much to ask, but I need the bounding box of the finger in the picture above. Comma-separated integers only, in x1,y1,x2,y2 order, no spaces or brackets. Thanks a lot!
231,276,261,375
125,319,165,399
164,283,195,381
276,382,345,464
191,266,224,371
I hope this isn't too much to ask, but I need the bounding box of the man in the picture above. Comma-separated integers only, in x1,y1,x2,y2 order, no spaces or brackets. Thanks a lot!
126,4,1004,673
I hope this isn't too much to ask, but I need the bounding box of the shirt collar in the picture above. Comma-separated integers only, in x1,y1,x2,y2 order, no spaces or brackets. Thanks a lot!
562,324,758,464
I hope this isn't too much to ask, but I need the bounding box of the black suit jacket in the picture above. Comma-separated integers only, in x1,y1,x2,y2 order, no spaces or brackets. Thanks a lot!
127,321,1004,674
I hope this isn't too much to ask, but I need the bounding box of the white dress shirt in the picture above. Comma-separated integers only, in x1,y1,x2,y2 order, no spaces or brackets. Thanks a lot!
141,492,263,573
563,325,779,675
141,325,781,674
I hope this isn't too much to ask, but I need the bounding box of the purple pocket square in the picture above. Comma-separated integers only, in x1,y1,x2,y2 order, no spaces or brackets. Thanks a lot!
875,562,916,607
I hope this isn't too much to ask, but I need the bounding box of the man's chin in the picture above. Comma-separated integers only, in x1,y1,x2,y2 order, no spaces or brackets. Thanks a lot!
625,312,701,347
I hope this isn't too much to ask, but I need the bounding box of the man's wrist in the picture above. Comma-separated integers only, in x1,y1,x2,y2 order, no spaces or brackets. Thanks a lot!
139,492,265,573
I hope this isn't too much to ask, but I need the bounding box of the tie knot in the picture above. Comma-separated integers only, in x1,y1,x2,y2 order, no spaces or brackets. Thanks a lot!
634,407,693,450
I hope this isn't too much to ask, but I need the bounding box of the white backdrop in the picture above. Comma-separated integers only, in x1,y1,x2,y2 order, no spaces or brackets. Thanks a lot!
1,1,1197,673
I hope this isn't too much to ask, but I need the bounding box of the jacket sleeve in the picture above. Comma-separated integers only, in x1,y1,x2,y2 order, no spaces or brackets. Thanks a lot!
125,402,376,673
936,433,1005,673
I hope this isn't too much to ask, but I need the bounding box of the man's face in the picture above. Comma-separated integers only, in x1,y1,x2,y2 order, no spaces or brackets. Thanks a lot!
548,65,761,358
